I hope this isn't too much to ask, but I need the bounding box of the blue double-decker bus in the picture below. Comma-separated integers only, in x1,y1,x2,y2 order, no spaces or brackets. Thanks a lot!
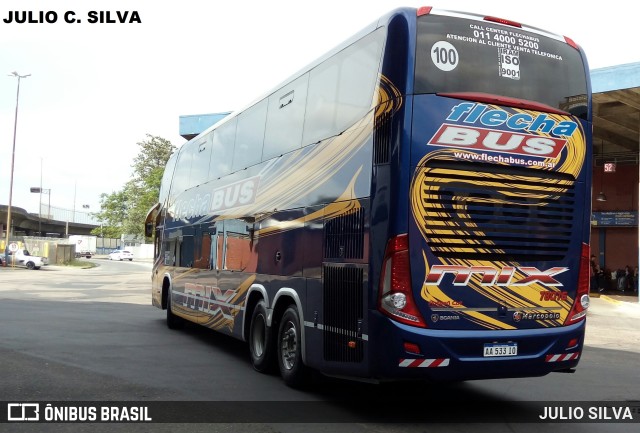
148,6,592,386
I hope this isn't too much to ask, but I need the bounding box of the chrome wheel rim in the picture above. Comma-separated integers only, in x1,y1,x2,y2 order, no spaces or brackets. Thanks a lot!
252,314,266,357
280,320,297,370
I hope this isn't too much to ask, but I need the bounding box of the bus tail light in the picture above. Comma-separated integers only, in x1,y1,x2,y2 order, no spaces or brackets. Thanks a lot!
564,36,580,50
483,16,522,28
566,338,579,350
378,234,427,328
417,6,433,17
565,243,590,325
403,341,422,354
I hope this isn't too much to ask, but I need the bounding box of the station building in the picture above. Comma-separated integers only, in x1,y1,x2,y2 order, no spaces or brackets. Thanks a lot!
589,62,640,277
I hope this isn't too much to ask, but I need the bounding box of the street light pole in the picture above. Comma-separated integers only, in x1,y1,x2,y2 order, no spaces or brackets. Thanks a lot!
4,71,30,254
39,158,43,235
30,186,50,234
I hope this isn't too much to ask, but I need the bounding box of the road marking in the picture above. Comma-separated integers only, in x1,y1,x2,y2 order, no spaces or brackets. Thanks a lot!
600,295,623,305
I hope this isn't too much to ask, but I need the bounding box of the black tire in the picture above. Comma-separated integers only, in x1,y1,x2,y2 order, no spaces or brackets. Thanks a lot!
26,261,35,270
166,289,185,330
277,305,309,387
249,300,275,373
129,259,133,261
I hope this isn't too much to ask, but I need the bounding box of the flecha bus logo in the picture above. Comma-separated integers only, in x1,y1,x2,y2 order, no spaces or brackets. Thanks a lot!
429,123,567,159
427,102,579,159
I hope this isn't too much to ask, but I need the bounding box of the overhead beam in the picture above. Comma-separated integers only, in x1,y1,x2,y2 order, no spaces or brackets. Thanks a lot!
609,89,640,110
594,100,639,118
593,114,639,139
593,125,638,151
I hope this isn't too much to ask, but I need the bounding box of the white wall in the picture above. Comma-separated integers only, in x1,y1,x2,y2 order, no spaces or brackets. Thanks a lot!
128,244,154,260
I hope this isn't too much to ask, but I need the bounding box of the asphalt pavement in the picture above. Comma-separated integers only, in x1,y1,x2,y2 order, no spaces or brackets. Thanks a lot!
585,291,640,353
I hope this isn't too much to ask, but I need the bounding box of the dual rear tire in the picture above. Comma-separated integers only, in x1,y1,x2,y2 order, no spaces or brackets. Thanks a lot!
249,302,309,387
166,290,185,330
167,291,309,386
249,300,274,372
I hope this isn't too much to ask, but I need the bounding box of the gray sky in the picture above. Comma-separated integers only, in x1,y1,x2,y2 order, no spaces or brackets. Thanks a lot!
0,0,636,215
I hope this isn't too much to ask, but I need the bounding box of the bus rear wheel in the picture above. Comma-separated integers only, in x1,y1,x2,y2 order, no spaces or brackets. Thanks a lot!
277,305,309,387
249,300,275,373
166,290,185,330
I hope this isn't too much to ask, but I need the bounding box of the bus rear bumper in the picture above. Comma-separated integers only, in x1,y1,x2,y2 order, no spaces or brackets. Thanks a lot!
369,313,586,382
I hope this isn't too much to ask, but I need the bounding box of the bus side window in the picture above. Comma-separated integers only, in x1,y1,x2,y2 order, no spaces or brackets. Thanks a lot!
262,73,309,160
180,235,194,268
188,139,210,189
302,27,384,145
222,219,254,272
232,100,267,171
163,240,175,266
208,118,236,181
335,29,384,132
193,228,211,270
304,60,339,145
172,143,194,197
154,228,162,259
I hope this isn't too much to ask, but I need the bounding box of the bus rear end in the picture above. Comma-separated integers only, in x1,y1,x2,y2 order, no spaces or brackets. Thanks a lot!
373,8,591,381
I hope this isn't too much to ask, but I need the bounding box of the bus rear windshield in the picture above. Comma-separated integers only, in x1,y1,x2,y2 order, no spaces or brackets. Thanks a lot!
414,14,588,119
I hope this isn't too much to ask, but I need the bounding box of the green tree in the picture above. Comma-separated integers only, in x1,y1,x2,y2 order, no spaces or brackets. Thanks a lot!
94,190,128,238
92,134,176,240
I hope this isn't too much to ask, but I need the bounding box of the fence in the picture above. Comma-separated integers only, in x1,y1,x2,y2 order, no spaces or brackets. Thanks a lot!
38,204,101,225
16,237,123,263
97,237,122,253
6,237,71,264
3,236,153,263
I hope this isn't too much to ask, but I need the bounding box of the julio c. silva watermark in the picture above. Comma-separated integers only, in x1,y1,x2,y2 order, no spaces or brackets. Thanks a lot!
3,10,141,24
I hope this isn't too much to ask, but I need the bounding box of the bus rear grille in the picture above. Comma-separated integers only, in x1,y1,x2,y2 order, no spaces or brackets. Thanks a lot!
323,265,364,363
324,208,365,260
374,110,391,164
419,160,576,262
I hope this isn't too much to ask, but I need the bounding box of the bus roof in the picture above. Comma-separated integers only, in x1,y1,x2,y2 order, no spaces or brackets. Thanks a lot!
187,8,412,142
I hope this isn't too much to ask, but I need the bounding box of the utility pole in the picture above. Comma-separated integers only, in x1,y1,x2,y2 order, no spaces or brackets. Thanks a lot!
4,71,30,258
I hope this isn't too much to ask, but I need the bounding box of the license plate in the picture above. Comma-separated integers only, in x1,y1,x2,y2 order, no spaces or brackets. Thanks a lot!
483,343,517,357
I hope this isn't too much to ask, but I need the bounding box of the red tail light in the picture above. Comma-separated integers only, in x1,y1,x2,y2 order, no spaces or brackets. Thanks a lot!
564,36,580,50
565,243,590,324
378,234,426,327
484,16,522,28
417,6,433,17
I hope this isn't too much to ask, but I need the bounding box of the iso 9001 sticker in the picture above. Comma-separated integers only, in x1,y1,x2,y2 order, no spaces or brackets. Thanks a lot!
498,48,520,80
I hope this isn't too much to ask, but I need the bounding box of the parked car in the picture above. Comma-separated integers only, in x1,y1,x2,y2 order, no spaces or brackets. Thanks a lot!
109,250,133,261
2,249,48,270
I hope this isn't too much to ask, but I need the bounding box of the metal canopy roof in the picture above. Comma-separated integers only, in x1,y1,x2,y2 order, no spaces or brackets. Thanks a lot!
592,62,640,164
